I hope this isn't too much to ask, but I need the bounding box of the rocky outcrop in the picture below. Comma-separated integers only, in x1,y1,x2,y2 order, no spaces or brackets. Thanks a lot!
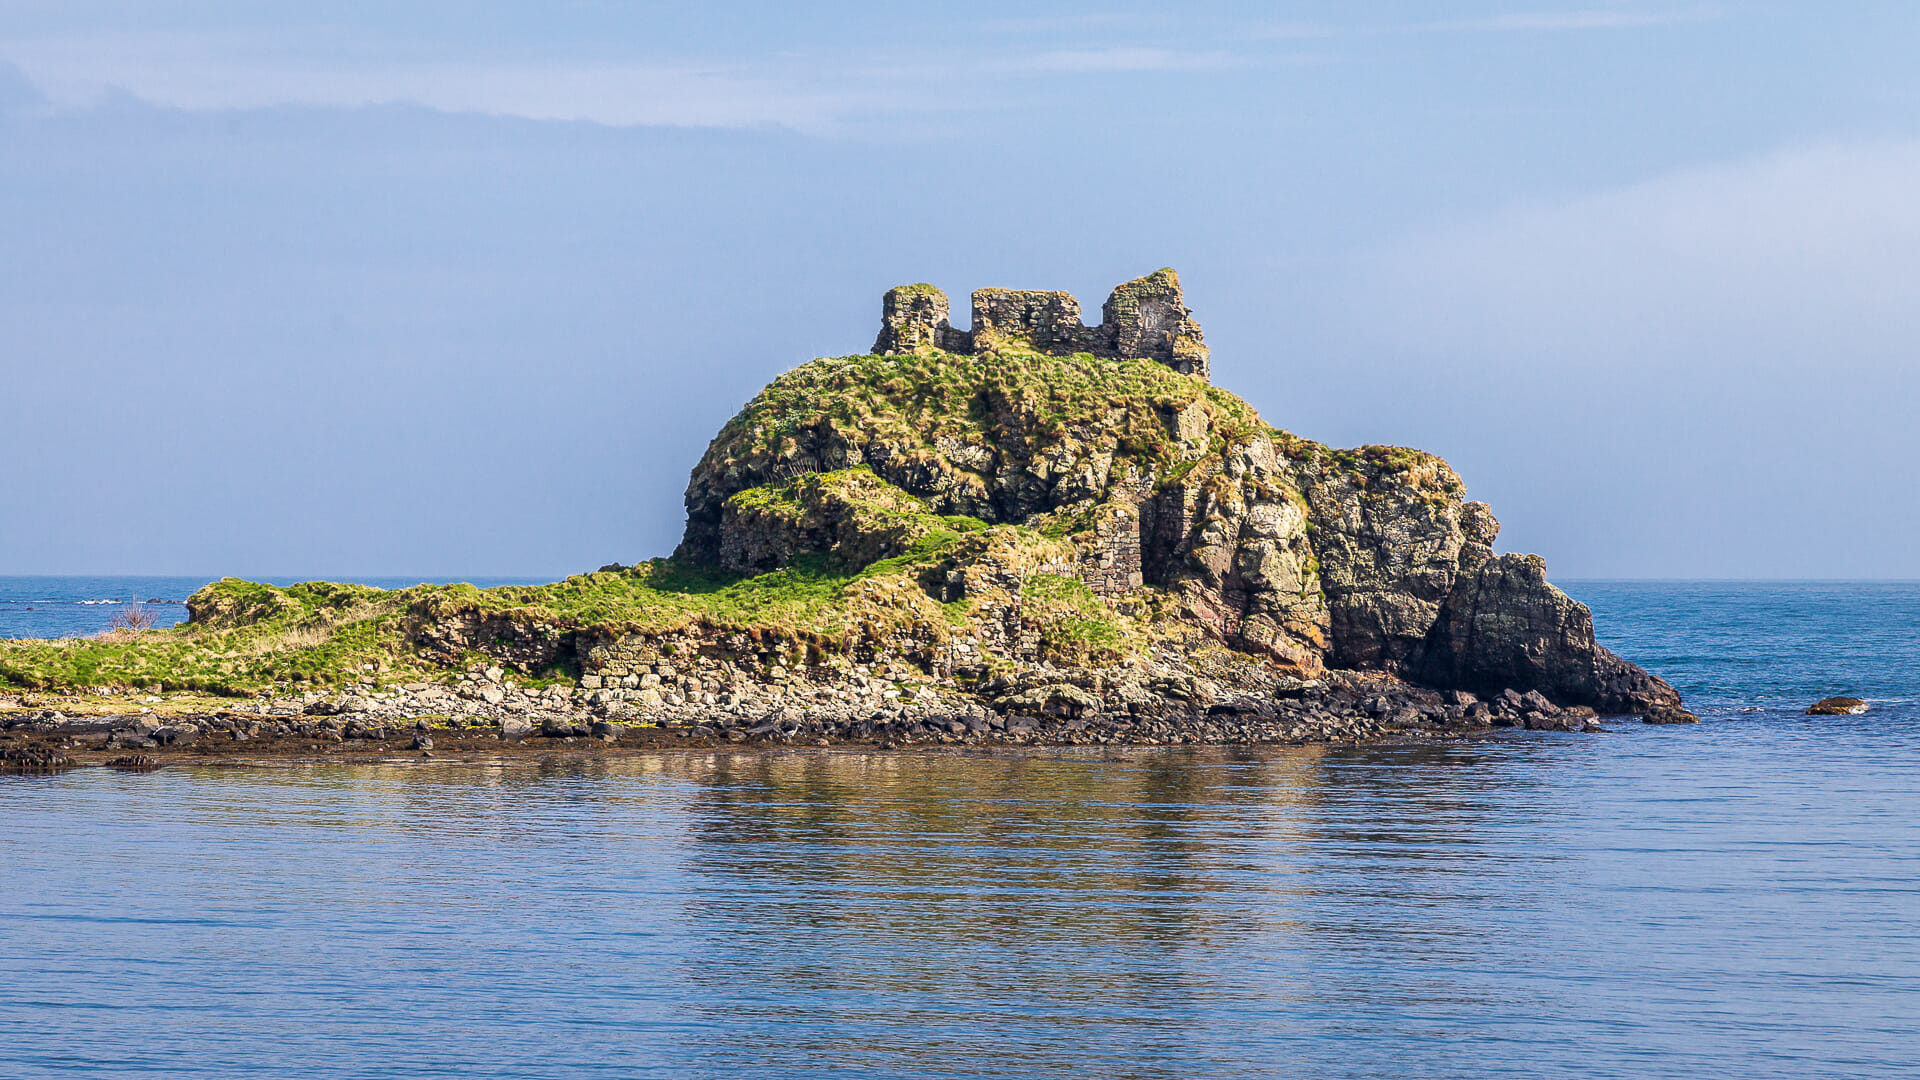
682,270,1679,716
1807,696,1868,715
1138,433,1328,673
1411,549,1677,713
716,469,945,575
404,604,579,674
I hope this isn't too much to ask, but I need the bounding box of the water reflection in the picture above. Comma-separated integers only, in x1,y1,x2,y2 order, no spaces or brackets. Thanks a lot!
4,726,1915,1079
659,744,1523,1077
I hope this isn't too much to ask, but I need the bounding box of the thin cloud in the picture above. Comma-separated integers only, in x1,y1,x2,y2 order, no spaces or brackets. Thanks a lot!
973,13,1162,34
1331,139,1920,577
0,29,1247,132
1244,21,1341,41
1356,140,1920,368
2,35,876,132
1432,8,1723,33
1016,47,1238,74
0,58,44,109
1255,8,1724,39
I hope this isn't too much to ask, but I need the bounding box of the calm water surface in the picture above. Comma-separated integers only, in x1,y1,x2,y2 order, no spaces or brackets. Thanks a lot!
3,582,1917,1078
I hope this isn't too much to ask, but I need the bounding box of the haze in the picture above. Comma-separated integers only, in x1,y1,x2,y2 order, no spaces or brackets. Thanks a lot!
3,2,1916,579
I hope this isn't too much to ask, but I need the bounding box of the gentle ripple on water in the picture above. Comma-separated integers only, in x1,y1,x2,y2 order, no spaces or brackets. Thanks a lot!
4,582,1919,1078
3,722,1917,1079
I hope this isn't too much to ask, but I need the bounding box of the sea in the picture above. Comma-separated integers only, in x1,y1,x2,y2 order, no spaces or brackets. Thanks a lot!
2,579,1917,1079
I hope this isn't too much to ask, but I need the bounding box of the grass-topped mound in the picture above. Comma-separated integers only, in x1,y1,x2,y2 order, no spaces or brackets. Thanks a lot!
682,346,1283,541
713,345,1266,471
680,345,1463,558
0,499,1142,695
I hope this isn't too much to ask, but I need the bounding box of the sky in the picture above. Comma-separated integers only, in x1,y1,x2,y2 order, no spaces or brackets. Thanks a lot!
2,1,1917,579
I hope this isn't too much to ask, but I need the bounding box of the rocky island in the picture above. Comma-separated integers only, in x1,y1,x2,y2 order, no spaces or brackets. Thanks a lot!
0,270,1693,768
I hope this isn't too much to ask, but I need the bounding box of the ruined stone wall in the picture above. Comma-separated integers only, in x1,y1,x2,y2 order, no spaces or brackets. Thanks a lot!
872,284,950,355
1103,271,1209,377
579,640,686,709
969,289,1098,354
1077,502,1145,599
874,268,1210,381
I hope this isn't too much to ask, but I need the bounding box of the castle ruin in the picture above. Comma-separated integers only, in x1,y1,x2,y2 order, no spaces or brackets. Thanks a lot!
872,267,1210,381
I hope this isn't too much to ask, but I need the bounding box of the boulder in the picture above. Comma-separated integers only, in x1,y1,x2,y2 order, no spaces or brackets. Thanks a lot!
151,723,200,746
1806,697,1868,716
994,684,1099,719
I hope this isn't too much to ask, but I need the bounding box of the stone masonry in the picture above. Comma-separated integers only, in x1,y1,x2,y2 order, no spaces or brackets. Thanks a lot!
873,268,1210,381
1077,502,1145,599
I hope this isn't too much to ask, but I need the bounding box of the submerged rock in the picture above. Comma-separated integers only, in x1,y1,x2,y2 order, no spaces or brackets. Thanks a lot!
1806,697,1868,715
0,747,72,772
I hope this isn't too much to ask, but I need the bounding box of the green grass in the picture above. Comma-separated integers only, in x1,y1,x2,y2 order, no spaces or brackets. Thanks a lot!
693,346,1461,538
697,346,1272,503
0,515,1010,696
1019,572,1137,665
721,467,983,572
0,347,1471,697
0,591,411,696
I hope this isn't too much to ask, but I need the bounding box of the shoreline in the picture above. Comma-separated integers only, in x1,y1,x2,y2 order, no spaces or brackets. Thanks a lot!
0,730,1477,774
1,672,1683,774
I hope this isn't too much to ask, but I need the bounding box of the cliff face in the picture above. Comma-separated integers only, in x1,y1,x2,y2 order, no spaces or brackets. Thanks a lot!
680,269,1679,715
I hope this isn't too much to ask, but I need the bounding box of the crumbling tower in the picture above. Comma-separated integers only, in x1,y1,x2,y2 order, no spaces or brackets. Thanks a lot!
872,268,1209,381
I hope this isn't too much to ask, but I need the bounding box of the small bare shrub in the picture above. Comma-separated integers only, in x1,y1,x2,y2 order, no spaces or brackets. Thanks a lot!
97,602,159,640
113,602,159,632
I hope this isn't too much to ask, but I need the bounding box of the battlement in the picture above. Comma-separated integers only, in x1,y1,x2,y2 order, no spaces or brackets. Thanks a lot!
872,268,1209,380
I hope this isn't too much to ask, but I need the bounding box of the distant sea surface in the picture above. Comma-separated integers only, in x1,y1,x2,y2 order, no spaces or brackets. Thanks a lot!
3,581,1918,1078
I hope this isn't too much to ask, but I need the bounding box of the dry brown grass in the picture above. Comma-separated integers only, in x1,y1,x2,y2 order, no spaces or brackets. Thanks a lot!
233,600,382,657
239,622,335,656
